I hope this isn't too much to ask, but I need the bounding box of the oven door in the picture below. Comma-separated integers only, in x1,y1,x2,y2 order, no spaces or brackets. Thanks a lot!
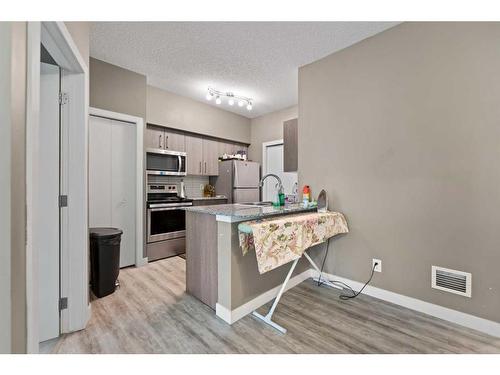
147,204,190,243
146,149,187,176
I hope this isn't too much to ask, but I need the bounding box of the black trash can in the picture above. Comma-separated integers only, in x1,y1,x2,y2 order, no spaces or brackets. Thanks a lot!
89,227,123,298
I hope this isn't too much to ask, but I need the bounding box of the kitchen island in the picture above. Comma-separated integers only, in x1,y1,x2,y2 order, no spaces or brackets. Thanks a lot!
184,203,316,324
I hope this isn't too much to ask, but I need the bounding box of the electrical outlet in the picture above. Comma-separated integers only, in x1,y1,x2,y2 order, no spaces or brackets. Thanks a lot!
372,259,382,273
200,184,204,191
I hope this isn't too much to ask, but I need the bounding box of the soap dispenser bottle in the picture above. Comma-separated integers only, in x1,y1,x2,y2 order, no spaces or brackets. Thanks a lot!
179,179,186,199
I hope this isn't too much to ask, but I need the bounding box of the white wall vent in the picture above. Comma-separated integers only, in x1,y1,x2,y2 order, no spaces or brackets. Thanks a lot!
432,266,471,297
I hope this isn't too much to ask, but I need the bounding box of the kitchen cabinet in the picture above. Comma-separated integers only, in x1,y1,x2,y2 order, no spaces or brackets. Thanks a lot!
145,125,185,152
186,135,220,176
202,138,219,176
218,141,248,158
145,125,164,149
164,130,185,152
283,118,298,172
147,125,249,176
185,134,203,175
218,141,232,157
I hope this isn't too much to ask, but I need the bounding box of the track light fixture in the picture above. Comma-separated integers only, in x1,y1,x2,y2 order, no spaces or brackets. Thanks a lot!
206,87,253,111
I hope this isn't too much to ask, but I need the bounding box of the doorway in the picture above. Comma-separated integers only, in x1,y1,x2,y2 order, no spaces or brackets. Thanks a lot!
262,140,298,202
89,115,137,268
88,108,145,269
26,22,90,353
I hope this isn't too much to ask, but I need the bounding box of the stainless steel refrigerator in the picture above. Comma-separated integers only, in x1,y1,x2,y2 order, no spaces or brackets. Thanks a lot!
215,160,260,203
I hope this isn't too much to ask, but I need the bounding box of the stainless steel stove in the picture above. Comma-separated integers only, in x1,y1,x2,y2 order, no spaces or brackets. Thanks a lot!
146,184,192,261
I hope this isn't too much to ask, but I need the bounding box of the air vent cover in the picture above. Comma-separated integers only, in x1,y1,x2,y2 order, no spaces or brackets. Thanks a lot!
432,266,471,297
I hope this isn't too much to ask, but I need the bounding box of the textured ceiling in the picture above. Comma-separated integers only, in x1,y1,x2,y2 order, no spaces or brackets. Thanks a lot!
90,22,399,118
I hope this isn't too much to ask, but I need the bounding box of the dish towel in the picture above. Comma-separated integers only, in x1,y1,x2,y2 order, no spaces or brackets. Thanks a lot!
238,211,349,274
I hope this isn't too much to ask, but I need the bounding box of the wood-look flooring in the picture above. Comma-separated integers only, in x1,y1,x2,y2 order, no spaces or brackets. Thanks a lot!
48,257,500,354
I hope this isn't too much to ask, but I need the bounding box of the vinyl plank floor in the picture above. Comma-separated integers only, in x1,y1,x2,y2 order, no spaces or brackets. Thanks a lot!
49,257,500,354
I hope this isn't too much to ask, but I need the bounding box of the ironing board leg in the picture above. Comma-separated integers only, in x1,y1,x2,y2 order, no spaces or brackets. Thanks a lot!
252,258,300,334
303,251,343,291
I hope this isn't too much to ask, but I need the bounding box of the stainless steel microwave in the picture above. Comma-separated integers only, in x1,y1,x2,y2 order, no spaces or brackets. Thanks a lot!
146,148,187,176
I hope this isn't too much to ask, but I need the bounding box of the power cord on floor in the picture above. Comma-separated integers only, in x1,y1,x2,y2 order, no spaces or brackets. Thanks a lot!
316,239,378,300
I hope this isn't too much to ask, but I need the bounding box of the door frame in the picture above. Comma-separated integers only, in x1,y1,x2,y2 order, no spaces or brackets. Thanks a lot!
89,107,147,268
261,139,283,201
26,21,89,353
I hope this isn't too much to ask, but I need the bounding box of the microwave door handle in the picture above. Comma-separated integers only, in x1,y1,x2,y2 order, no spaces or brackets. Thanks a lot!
178,155,182,173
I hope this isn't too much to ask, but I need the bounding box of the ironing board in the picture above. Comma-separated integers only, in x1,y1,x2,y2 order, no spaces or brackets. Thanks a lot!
238,211,348,333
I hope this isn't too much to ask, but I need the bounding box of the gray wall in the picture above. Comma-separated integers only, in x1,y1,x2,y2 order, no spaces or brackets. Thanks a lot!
90,58,147,121
147,85,251,144
65,22,90,67
248,105,297,163
0,22,12,354
299,22,500,323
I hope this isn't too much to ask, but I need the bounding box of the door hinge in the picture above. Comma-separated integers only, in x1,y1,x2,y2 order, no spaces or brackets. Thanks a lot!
59,195,68,207
59,92,69,105
59,297,68,311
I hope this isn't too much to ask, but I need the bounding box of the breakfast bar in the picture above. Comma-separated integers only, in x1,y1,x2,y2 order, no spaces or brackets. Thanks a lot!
184,203,348,329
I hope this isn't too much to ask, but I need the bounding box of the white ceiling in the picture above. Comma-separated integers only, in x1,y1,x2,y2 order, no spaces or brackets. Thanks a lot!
90,22,399,118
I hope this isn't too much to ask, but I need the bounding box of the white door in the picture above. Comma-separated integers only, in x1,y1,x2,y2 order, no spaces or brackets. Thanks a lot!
263,143,298,202
38,62,61,342
89,116,136,268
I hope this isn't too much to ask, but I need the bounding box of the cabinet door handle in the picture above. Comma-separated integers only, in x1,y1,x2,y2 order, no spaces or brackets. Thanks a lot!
199,161,202,174
204,161,207,174
166,135,169,148
159,134,162,148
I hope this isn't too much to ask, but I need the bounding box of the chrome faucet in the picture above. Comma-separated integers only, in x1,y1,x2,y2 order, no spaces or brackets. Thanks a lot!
259,173,283,194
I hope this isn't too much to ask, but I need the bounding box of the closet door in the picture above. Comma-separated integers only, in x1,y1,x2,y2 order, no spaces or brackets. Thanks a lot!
110,119,136,268
89,116,136,268
89,117,112,227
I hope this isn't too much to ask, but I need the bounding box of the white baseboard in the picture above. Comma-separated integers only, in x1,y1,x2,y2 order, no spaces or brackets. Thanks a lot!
215,269,311,325
317,270,500,338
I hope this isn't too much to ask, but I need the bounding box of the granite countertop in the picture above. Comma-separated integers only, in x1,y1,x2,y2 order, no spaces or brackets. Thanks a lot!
189,195,227,200
184,203,317,223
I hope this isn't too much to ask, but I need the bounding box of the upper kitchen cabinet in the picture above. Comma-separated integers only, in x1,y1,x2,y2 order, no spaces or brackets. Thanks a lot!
145,125,165,149
218,141,248,158
283,118,298,172
202,138,219,176
185,134,204,175
185,135,221,176
145,124,185,152
164,130,185,152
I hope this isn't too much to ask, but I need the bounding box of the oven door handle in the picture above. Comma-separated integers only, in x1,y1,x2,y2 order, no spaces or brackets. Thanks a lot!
149,205,192,212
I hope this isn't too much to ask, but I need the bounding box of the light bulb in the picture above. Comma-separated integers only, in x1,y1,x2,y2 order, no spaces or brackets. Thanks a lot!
215,96,222,105
246,103,252,111
228,98,234,106
238,100,244,107
206,92,213,101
